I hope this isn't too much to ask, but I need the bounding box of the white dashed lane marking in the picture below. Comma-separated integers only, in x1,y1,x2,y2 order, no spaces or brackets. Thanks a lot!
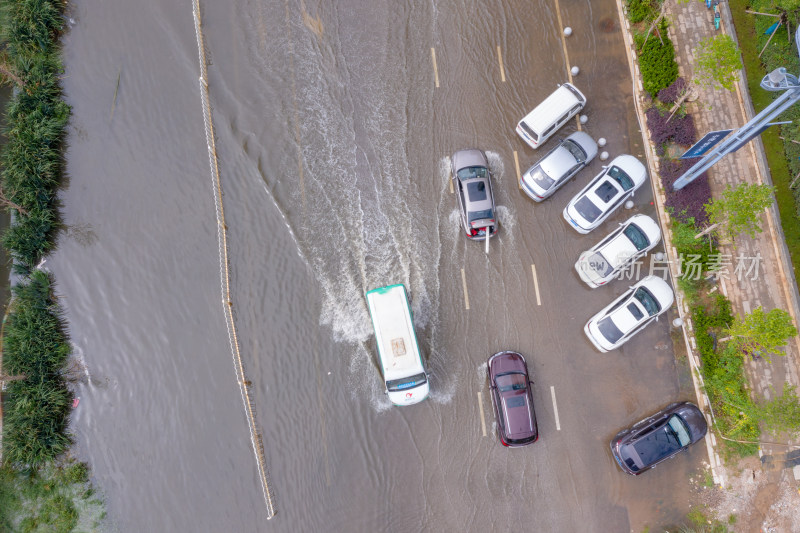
550,386,561,431
531,264,542,306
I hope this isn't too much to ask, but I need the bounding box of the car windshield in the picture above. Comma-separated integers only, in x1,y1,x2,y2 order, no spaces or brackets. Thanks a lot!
587,253,613,277
574,196,602,222
597,316,624,344
563,139,587,163
667,415,691,446
595,180,620,203
495,372,527,393
624,224,650,251
466,180,488,202
529,166,555,189
633,287,661,316
608,166,635,191
386,372,427,392
469,209,494,224
457,166,488,181
520,122,537,140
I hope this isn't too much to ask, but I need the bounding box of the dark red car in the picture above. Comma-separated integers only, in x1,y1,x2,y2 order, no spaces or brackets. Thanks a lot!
487,351,539,447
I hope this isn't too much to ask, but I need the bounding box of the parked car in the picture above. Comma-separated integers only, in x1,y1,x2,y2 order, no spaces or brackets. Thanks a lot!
487,351,538,447
575,214,662,288
516,83,586,149
562,155,647,234
584,275,674,352
610,401,708,475
451,149,498,240
520,131,598,201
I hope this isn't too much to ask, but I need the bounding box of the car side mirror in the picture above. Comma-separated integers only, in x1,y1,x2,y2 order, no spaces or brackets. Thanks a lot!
384,389,388,395
602,165,608,169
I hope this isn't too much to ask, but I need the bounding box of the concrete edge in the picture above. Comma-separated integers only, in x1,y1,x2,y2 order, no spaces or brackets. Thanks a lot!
614,0,726,488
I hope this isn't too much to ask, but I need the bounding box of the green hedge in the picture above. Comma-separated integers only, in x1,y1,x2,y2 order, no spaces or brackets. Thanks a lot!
2,271,73,468
626,0,658,24
634,22,679,97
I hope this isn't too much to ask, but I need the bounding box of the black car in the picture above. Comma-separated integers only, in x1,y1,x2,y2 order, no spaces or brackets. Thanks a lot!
487,351,538,447
610,401,708,475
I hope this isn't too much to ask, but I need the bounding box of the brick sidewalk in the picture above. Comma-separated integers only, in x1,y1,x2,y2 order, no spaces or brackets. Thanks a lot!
668,2,800,476
616,0,800,486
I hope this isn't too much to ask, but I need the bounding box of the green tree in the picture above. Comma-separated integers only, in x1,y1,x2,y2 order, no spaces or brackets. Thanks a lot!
693,34,743,91
758,385,800,437
702,183,775,240
725,306,797,360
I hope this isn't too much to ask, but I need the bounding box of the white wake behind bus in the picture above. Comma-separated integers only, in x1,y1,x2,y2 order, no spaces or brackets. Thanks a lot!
366,284,430,406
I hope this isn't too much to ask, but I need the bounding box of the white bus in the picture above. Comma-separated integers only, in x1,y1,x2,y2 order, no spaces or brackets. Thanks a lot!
366,284,430,406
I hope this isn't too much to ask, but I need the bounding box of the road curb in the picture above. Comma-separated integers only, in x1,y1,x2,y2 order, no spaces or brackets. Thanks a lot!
614,0,726,488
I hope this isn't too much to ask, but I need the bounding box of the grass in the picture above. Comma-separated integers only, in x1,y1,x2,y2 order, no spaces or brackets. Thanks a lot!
728,0,800,280
0,460,104,532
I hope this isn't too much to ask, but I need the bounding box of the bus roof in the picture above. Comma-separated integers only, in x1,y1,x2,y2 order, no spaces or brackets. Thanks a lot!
366,284,424,380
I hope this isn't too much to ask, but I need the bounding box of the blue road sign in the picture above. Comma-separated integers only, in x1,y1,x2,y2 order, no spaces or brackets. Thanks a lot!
679,129,733,159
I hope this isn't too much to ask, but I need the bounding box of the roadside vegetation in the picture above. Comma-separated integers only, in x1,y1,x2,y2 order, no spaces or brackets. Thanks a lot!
0,0,103,530
625,0,800,461
729,0,800,277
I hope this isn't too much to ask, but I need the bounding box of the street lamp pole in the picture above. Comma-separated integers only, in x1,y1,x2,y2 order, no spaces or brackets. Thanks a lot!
672,26,800,191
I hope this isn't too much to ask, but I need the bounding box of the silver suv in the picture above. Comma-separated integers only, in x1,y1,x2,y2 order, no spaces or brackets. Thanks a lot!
451,149,498,241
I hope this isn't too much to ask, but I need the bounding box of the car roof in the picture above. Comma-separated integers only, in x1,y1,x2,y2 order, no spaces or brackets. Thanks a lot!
463,177,494,211
520,84,586,128
540,143,581,178
599,232,639,269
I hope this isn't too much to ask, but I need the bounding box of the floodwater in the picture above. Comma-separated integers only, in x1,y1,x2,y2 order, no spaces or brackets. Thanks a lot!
51,0,702,531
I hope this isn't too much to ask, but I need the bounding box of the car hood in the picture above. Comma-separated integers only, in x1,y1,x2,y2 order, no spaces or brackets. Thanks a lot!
675,403,708,442
453,149,488,171
489,352,526,375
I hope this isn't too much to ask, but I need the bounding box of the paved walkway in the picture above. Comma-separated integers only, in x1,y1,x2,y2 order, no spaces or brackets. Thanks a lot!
618,0,800,485
667,1,800,471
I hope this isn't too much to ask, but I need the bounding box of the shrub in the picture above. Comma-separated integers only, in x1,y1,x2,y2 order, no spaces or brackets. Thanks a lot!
626,0,657,24
656,77,687,104
635,23,679,96
692,296,760,457
645,107,697,148
659,158,711,226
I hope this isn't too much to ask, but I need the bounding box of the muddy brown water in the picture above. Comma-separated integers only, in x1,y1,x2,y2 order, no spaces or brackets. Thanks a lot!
50,0,703,531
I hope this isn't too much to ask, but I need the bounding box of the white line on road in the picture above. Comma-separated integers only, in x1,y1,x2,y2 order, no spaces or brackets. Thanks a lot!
550,386,561,431
431,47,440,88
449,177,454,194
496,45,506,82
513,150,521,189
531,264,542,306
461,268,470,310
477,391,487,436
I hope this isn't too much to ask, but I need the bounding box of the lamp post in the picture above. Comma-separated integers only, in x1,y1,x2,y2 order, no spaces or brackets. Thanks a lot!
672,26,800,191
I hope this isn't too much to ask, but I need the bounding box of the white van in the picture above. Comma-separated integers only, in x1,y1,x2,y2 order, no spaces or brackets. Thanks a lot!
366,284,429,406
516,83,587,149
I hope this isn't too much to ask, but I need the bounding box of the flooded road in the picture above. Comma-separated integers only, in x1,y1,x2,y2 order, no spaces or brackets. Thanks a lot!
52,0,703,531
